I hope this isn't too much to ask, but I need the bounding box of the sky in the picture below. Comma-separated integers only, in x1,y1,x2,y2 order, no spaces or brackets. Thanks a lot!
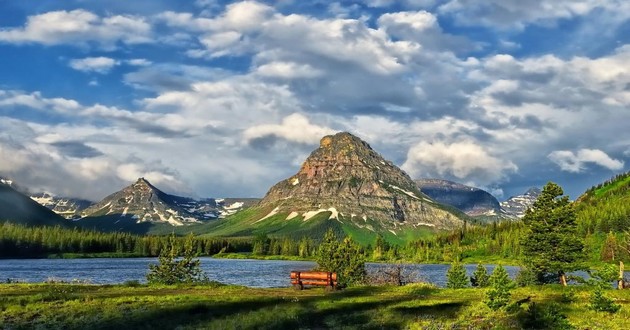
0,0,629,202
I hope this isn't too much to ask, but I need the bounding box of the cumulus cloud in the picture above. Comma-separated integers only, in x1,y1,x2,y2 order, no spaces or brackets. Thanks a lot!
548,149,624,173
254,62,323,79
402,140,517,185
243,113,337,146
69,57,119,73
0,9,152,49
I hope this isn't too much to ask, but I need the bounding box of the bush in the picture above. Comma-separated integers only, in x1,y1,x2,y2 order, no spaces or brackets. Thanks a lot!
485,265,514,310
515,267,537,287
585,264,622,313
147,234,209,285
590,287,621,313
446,261,468,288
471,263,489,288
519,302,574,330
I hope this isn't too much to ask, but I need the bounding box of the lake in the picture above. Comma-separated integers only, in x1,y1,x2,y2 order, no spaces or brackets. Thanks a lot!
0,258,521,288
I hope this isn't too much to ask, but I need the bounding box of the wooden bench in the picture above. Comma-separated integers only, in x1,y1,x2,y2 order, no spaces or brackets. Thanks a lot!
290,271,337,290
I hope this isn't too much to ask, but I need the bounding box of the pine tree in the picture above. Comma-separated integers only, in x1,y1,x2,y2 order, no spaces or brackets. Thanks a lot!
471,263,489,287
485,265,513,310
521,182,586,285
446,261,468,288
316,229,366,287
147,234,208,285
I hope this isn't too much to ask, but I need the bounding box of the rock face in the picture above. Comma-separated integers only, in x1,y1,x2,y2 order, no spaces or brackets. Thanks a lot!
258,132,465,229
30,193,92,219
500,187,541,218
415,179,501,217
81,178,218,226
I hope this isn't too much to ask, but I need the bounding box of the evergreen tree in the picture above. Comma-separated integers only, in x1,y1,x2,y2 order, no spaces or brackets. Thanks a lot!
521,182,586,285
446,261,468,288
147,234,208,285
471,263,489,287
316,229,366,287
485,265,514,310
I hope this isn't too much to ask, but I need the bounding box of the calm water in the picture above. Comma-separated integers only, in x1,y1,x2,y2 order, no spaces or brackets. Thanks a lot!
0,258,520,288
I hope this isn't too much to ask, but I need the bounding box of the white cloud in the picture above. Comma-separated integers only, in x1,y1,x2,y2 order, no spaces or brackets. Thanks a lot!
243,113,337,145
255,61,322,79
126,58,152,66
548,149,624,173
69,57,119,73
402,140,517,184
0,9,152,49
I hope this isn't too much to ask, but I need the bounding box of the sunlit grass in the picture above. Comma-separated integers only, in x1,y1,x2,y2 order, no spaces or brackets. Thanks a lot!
0,283,628,329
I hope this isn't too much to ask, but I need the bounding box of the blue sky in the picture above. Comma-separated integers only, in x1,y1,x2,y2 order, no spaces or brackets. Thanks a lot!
1,0,629,201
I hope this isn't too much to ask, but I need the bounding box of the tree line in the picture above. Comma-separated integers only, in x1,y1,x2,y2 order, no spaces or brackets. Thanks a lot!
0,222,250,258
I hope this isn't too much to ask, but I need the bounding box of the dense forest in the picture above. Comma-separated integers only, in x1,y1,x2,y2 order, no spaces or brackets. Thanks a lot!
0,222,251,258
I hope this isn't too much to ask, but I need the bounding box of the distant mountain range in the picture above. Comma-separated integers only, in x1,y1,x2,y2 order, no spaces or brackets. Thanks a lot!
415,179,541,220
0,133,547,240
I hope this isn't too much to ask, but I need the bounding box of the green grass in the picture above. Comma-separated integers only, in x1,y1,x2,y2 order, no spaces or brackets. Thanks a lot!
1,283,628,329
593,175,630,197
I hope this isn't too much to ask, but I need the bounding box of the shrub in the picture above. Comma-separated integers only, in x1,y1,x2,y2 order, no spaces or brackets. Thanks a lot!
471,263,489,288
590,287,621,313
519,302,574,330
585,264,622,313
147,234,209,285
446,261,468,288
515,267,537,287
485,265,514,310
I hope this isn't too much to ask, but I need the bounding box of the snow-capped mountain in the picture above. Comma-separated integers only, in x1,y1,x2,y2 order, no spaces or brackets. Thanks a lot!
30,193,92,220
500,187,541,218
79,178,256,227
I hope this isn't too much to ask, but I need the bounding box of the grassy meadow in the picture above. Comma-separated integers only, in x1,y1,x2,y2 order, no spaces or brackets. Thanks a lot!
1,283,629,329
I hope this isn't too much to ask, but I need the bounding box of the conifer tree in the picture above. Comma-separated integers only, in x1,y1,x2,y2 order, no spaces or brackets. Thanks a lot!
521,182,585,285
147,234,208,285
471,263,490,287
485,265,513,310
446,260,468,288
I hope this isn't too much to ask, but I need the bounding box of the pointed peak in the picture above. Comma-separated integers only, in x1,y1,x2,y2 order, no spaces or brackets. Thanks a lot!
319,132,372,150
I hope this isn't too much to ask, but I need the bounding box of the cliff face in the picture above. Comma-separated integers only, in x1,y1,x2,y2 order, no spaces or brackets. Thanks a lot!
258,132,465,229
415,179,501,217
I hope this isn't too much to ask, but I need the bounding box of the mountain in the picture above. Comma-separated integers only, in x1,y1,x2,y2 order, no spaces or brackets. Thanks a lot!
79,178,217,228
30,193,92,219
0,179,70,227
499,187,541,218
76,178,254,233
204,132,467,244
415,179,501,217
576,171,630,234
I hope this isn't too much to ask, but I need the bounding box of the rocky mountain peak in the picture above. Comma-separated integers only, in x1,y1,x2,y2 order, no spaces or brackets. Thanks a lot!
500,187,541,218
258,132,465,229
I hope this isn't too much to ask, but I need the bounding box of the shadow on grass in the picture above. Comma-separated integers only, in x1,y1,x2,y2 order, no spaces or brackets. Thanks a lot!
393,301,465,319
67,288,422,329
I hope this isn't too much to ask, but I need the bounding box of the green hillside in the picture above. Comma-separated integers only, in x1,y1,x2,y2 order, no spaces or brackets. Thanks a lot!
196,203,437,246
0,184,70,228
576,171,630,234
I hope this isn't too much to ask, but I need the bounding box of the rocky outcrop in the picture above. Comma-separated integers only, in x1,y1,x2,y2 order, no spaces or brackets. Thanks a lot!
500,187,541,218
415,179,501,217
258,132,465,229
